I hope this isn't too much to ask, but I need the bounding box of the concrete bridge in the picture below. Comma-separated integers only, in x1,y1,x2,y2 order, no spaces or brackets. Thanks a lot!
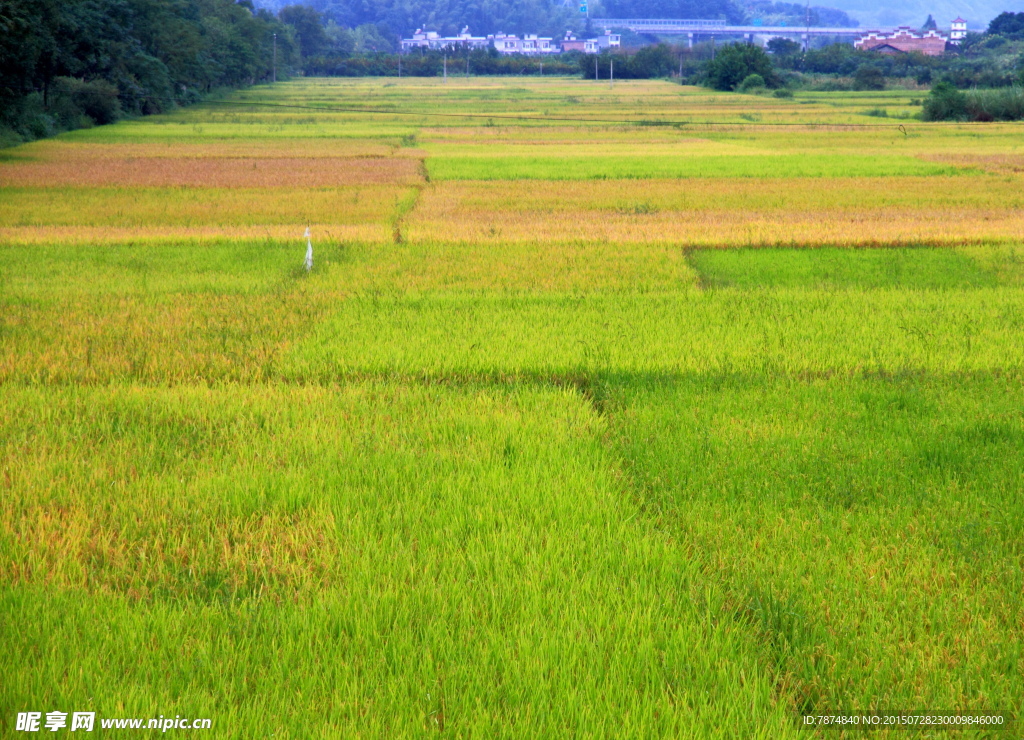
589,19,872,47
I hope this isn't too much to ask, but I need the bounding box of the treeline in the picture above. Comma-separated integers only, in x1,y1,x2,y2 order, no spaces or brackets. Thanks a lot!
742,1,857,28
687,12,1024,121
688,11,1024,94
305,43,682,79
305,50,579,76
0,0,297,146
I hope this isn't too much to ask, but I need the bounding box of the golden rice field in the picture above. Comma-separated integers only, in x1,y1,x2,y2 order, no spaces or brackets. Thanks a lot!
2,77,1023,737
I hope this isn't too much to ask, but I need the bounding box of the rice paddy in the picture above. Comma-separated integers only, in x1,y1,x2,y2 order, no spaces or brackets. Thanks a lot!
2,77,1022,737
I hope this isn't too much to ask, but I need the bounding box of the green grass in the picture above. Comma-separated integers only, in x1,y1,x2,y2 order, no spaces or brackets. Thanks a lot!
688,247,1000,290
426,154,966,181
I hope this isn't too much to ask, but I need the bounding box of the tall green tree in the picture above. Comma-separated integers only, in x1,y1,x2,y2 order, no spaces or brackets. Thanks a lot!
703,43,777,90
1,0,294,143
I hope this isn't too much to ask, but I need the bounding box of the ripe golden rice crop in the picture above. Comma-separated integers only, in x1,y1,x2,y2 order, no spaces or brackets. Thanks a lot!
921,153,1024,174
0,288,336,384
0,223,392,246
5,139,409,161
0,155,424,188
0,185,411,244
408,177,1024,247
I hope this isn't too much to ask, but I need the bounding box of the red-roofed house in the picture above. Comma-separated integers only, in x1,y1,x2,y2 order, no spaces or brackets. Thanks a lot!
854,27,948,56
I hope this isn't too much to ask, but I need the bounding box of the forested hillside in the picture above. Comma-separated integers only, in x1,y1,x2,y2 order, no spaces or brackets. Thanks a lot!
0,0,296,145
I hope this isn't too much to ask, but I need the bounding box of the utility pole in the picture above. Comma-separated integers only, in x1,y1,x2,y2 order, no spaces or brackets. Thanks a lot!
609,58,613,88
398,52,401,78
272,33,277,83
443,53,447,83
804,1,811,51
595,56,598,80
540,61,543,76
711,35,715,60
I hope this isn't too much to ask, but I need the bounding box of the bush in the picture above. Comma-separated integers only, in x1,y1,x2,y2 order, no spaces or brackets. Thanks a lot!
852,65,886,91
922,81,967,120
738,73,767,92
773,88,794,98
965,86,1024,120
50,78,122,128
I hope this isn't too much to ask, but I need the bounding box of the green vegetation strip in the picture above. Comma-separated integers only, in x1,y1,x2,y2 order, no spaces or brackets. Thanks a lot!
687,247,999,290
426,154,966,181
1,383,794,737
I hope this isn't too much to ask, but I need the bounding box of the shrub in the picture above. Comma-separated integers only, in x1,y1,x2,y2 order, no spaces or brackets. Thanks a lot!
773,88,794,98
50,78,122,128
738,73,767,92
852,65,886,91
965,86,1024,120
922,81,967,120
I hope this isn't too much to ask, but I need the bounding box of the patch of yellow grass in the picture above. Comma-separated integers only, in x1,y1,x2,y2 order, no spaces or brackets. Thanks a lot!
0,289,336,384
342,241,700,293
408,177,1024,247
921,152,1024,174
0,223,391,246
0,156,423,188
4,139,409,161
0,185,411,244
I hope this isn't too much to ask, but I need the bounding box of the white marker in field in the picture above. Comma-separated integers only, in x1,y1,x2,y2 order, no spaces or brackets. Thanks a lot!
304,227,313,271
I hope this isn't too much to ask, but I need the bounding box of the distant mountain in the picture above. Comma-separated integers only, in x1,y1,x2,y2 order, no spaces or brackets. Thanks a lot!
743,1,860,27
817,0,1018,30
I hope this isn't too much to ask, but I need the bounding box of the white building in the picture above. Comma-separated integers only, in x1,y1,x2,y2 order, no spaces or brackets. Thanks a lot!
401,26,617,55
949,17,968,44
583,30,621,53
491,33,559,54
401,27,490,52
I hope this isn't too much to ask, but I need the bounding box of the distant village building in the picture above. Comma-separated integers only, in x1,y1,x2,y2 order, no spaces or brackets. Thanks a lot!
400,27,490,52
401,27,617,54
560,32,586,52
854,26,948,56
949,17,968,44
584,30,621,53
492,33,559,55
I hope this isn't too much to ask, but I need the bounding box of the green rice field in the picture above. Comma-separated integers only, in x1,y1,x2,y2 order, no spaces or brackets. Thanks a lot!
1,78,1022,737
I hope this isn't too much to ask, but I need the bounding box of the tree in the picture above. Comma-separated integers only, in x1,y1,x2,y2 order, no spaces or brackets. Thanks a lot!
703,43,777,90
987,12,1024,40
1,0,294,143
921,14,937,32
766,38,801,57
279,4,329,58
354,23,394,53
630,43,676,78
922,81,967,121
852,64,885,90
